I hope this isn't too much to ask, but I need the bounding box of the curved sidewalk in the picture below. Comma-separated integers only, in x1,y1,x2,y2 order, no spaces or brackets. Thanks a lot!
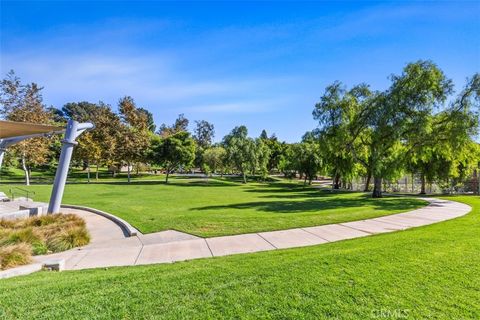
33,197,471,271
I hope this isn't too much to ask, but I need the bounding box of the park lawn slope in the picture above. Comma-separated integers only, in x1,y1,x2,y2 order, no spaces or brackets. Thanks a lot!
1,177,426,237
0,196,478,319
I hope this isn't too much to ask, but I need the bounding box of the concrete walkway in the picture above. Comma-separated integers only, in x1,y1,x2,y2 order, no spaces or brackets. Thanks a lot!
33,197,471,271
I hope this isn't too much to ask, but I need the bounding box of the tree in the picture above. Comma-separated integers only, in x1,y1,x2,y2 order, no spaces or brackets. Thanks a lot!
117,96,151,183
202,146,227,175
0,71,54,185
255,138,271,180
294,137,323,185
311,61,474,197
90,103,122,179
278,143,297,179
260,129,268,140
366,61,453,197
407,73,480,193
313,82,371,189
259,132,284,173
149,131,196,183
62,102,99,122
74,131,101,182
0,70,22,117
222,126,256,183
193,120,215,148
158,113,189,137
63,101,127,181
193,120,215,170
138,108,156,132
62,101,102,172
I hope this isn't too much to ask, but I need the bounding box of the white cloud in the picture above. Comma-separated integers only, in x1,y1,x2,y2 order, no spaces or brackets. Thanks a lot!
0,47,298,116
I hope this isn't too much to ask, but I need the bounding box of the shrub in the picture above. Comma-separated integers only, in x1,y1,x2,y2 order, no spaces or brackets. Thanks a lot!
0,243,32,270
0,214,90,270
47,225,90,252
1,227,48,255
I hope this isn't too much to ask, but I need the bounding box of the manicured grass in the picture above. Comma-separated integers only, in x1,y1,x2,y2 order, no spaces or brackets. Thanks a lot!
1,176,426,237
0,195,477,319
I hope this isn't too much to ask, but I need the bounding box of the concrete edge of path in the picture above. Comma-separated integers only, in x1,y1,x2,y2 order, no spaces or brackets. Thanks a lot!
0,263,43,279
61,204,141,237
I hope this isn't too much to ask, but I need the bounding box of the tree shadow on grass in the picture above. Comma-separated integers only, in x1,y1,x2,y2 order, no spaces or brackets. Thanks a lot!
256,189,349,199
191,197,425,214
242,184,314,194
65,178,238,188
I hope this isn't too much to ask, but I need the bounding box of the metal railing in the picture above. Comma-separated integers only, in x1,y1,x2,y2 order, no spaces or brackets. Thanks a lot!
9,187,35,201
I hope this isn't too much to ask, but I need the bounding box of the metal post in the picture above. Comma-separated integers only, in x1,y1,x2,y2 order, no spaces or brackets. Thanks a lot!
48,120,78,213
0,148,5,171
47,120,93,213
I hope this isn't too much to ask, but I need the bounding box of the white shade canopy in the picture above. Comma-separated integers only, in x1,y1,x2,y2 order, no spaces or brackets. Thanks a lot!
0,120,63,139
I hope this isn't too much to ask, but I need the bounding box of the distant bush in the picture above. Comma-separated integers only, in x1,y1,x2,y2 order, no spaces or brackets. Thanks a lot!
0,214,90,270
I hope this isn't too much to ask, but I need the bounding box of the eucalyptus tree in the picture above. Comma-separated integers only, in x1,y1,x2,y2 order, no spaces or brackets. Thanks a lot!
193,120,215,169
193,120,215,148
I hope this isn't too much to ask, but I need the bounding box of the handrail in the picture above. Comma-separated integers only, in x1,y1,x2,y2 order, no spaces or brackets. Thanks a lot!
9,187,35,201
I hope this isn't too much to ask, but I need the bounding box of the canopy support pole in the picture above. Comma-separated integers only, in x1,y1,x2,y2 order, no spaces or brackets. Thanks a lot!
0,148,5,171
47,120,93,214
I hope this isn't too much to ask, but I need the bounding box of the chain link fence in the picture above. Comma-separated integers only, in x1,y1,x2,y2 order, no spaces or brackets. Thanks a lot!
350,175,480,195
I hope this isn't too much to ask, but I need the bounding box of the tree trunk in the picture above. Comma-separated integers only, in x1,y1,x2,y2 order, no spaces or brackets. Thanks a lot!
304,175,307,186
242,171,247,184
420,173,426,194
21,155,30,186
127,163,131,184
96,163,100,180
165,170,170,183
364,172,372,192
333,173,340,189
476,169,480,195
372,176,382,198
87,165,91,183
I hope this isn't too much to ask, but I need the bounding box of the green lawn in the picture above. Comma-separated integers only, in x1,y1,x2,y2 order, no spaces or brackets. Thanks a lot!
1,176,426,237
0,195,477,319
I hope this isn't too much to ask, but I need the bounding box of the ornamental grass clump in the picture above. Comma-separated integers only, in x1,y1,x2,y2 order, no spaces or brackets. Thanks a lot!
0,243,32,270
0,214,90,270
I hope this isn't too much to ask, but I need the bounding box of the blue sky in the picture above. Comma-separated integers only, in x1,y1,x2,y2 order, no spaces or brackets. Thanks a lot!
1,1,479,142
